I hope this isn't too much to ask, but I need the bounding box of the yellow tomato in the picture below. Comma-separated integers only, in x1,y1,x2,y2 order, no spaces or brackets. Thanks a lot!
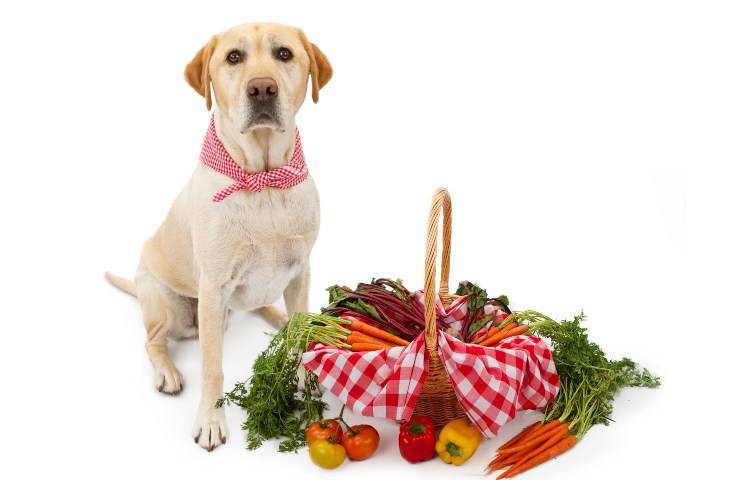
309,439,346,469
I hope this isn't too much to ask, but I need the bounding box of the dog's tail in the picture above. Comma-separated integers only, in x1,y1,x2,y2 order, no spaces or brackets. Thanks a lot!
105,271,137,297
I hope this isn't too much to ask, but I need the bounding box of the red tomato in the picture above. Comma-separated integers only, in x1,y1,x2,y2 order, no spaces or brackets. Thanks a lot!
342,424,380,461
306,419,343,445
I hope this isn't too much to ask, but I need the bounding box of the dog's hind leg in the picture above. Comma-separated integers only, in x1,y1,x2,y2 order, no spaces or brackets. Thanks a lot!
256,304,288,329
136,270,186,395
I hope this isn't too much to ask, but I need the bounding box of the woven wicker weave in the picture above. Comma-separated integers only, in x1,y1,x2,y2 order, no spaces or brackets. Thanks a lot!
411,187,467,427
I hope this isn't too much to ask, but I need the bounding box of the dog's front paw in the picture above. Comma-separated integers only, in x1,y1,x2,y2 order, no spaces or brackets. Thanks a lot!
192,406,228,451
153,360,183,394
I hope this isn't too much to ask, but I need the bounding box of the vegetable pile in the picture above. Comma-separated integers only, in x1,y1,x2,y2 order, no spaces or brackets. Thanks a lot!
219,276,658,478
323,278,551,351
342,318,409,351
323,278,511,342
323,278,425,340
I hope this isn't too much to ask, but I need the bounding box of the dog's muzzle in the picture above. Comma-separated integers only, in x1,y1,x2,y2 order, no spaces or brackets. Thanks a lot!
244,77,282,130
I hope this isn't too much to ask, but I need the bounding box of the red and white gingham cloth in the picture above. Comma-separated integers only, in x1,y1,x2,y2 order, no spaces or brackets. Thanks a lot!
304,334,429,421
302,294,560,438
199,115,308,202
436,332,559,437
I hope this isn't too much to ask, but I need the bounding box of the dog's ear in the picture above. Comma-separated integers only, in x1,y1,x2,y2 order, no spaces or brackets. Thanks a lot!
298,31,332,104
184,36,218,110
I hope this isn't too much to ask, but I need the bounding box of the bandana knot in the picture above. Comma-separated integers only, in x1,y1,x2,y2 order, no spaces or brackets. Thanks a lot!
199,115,308,202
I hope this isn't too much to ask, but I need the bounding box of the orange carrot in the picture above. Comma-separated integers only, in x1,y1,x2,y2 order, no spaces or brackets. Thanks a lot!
486,420,562,474
487,454,508,471
480,323,517,346
497,420,564,455
496,322,517,336
349,319,410,346
489,423,551,472
506,425,571,474
481,325,529,347
497,325,530,341
350,342,388,352
481,323,529,347
506,419,555,448
487,450,527,473
498,420,552,452
498,421,540,451
488,422,548,472
498,435,577,479
346,331,394,347
475,326,501,344
483,322,516,341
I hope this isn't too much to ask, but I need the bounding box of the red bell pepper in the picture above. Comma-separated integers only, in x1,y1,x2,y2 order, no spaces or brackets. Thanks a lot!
398,415,436,463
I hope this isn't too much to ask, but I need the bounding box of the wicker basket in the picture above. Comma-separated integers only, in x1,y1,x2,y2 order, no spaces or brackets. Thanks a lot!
411,187,468,427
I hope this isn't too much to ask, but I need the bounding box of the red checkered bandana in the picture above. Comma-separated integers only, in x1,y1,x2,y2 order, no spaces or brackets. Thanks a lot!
302,293,560,438
199,115,309,202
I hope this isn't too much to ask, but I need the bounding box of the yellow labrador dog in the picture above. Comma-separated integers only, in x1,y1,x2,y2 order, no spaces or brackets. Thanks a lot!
106,22,331,451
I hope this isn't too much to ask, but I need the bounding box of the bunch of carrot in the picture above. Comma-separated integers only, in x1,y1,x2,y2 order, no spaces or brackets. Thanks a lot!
342,319,410,351
485,419,577,478
473,311,557,347
473,320,529,347
486,375,597,478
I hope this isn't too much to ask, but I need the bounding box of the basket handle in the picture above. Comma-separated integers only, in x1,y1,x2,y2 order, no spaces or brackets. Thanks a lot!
424,187,453,351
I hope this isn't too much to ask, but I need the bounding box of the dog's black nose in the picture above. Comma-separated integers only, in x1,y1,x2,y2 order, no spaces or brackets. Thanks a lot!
247,77,278,101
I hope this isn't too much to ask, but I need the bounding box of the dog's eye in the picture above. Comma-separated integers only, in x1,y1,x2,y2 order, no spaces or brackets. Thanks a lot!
275,47,293,61
226,50,243,65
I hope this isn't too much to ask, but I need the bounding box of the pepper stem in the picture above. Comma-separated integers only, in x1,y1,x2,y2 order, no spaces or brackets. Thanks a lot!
408,422,427,435
446,441,463,458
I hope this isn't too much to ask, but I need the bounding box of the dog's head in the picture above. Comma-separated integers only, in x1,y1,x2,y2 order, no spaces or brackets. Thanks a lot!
184,23,332,133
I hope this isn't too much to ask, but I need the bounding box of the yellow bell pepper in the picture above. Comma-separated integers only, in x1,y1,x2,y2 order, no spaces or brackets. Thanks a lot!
435,418,482,465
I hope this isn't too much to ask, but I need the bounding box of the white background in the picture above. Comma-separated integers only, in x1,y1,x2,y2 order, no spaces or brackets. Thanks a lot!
1,1,737,478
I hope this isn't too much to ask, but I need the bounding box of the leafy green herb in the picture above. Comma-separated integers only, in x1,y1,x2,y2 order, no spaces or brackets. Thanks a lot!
217,313,351,452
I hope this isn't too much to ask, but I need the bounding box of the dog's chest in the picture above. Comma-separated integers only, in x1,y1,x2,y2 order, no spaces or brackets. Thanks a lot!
218,187,319,310
226,238,305,310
